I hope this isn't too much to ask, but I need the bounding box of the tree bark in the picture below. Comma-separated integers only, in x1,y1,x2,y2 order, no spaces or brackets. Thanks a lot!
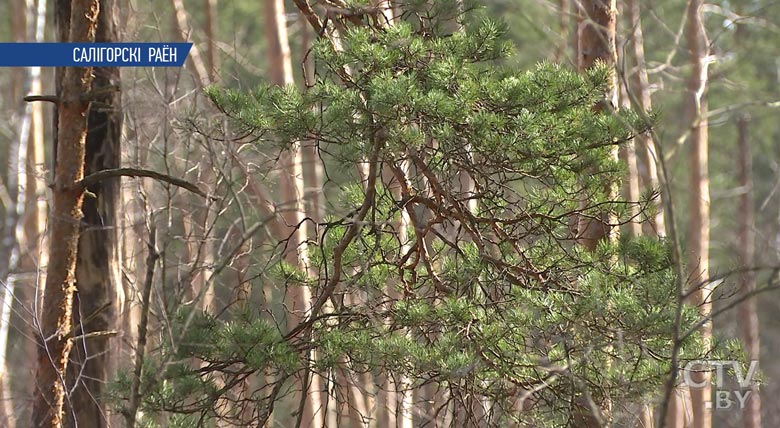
576,0,619,252
64,1,123,426
32,1,100,426
684,1,712,427
736,114,761,428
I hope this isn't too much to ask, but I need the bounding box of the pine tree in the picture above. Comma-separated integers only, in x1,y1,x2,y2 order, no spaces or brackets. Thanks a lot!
120,3,708,426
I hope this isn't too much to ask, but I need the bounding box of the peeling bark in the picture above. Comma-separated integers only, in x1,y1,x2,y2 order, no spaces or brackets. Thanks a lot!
33,1,100,425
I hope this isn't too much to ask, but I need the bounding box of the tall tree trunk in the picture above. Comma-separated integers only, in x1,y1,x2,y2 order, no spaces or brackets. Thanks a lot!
736,114,761,428
575,1,617,426
684,1,711,427
616,19,641,239
0,1,48,425
24,0,50,347
0,1,30,424
625,0,665,237
32,1,100,426
168,0,217,315
65,1,123,426
264,0,324,426
623,2,675,426
576,0,619,251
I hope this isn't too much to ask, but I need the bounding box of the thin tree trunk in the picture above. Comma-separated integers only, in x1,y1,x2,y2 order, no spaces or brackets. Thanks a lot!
32,1,100,426
736,114,761,428
65,1,123,426
622,2,675,426
0,1,48,425
25,0,50,345
625,0,665,237
555,0,571,63
170,0,210,84
0,57,28,428
124,224,157,428
684,1,712,427
8,0,26,102
168,0,217,315
0,0,32,423
0,1,30,423
616,24,641,239
187,0,219,312
203,0,218,82
264,0,324,426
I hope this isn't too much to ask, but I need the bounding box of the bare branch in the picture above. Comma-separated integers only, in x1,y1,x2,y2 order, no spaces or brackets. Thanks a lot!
77,168,209,199
23,95,59,104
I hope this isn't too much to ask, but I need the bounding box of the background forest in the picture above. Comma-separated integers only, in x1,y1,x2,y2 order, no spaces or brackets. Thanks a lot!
0,0,778,427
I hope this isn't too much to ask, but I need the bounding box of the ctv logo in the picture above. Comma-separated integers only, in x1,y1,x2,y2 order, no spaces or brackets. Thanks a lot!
682,360,759,410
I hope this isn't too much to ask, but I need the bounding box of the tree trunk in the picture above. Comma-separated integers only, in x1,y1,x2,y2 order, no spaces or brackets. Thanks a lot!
574,1,617,426
170,0,210,84
0,1,48,425
576,0,619,252
0,2,30,424
616,21,641,239
264,0,324,426
0,58,26,428
736,114,761,428
554,0,569,63
32,1,100,426
623,2,675,426
65,1,123,426
8,0,26,102
625,0,665,237
684,1,712,427
203,0,218,82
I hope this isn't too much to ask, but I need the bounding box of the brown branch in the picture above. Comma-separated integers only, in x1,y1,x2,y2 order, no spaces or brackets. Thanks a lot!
285,135,381,340
230,152,286,239
679,276,780,344
23,86,120,105
124,226,158,427
292,0,324,34
23,95,59,104
77,168,209,199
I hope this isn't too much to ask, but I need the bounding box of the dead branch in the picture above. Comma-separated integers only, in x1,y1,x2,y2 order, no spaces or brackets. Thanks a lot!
77,167,210,199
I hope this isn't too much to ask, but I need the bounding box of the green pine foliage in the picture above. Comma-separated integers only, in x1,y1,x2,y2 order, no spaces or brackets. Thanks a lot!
122,9,707,427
